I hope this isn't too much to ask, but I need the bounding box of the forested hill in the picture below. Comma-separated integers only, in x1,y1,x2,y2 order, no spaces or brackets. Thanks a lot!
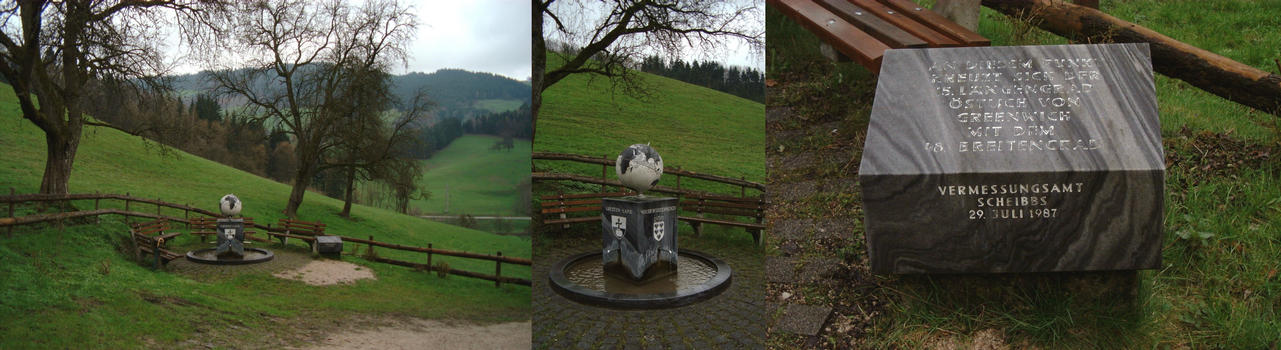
392,69,531,118
169,68,531,120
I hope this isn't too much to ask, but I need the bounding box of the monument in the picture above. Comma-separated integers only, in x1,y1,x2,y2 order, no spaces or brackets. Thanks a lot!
186,194,274,265
548,144,731,308
602,143,679,280
215,194,246,258
859,43,1165,274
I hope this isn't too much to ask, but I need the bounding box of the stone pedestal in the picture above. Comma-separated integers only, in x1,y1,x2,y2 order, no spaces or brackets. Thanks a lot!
215,218,246,258
859,43,1165,274
601,196,679,280
316,235,343,255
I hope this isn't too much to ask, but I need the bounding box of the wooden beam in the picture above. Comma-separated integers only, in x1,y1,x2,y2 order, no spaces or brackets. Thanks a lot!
849,0,963,47
881,0,990,46
816,0,927,48
982,0,1281,115
769,0,890,71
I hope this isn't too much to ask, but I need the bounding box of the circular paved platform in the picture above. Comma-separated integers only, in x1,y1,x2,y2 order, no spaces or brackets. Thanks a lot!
532,234,763,349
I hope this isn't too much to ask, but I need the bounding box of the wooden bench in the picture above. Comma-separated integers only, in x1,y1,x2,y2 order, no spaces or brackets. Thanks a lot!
190,216,259,243
771,0,989,73
679,194,767,245
129,219,182,269
271,218,325,252
538,192,629,228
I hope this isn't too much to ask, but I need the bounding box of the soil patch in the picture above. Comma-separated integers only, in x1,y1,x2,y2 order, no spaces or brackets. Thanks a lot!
273,259,376,286
300,319,531,350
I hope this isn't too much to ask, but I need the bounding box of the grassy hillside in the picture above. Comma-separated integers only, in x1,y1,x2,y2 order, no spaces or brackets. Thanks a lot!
408,134,531,216
0,83,530,348
535,56,766,196
766,0,1280,349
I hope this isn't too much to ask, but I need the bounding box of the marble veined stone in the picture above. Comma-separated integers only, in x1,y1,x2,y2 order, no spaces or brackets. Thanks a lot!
858,43,1165,274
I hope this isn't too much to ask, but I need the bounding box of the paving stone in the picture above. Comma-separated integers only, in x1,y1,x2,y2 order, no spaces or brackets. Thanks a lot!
766,257,797,283
775,303,833,336
800,258,842,284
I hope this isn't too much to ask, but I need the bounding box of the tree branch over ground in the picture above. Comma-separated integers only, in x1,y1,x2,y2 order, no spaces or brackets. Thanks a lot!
531,0,764,141
0,0,220,194
982,0,1281,115
207,0,422,218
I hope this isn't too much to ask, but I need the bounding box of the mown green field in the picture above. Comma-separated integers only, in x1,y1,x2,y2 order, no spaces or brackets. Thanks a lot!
475,99,528,113
535,55,767,196
768,0,1280,349
411,134,531,216
0,83,530,348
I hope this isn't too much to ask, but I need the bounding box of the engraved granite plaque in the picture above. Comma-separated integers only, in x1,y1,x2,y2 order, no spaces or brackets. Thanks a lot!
858,43,1164,274
601,196,679,280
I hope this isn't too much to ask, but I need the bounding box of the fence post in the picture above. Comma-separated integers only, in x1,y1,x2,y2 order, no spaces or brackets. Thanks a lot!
367,235,375,257
495,251,502,288
124,193,131,225
427,243,433,269
156,198,161,216
152,238,160,270
7,187,13,238
600,161,606,193
740,177,746,198
94,191,101,224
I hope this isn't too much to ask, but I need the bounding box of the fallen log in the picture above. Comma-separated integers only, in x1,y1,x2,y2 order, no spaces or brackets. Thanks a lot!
981,0,1281,115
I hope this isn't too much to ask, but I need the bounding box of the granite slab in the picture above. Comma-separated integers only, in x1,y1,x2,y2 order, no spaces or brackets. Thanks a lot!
858,43,1165,274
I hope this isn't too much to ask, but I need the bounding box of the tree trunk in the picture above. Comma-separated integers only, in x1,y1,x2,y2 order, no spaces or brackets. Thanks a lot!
531,0,546,145
284,151,317,218
340,166,356,218
39,132,78,195
934,0,981,31
982,0,1281,115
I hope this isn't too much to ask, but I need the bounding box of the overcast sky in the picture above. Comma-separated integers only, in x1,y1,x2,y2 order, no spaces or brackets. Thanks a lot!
168,0,532,80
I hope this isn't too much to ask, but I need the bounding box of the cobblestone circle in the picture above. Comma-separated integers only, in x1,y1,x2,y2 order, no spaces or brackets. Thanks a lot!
533,234,764,349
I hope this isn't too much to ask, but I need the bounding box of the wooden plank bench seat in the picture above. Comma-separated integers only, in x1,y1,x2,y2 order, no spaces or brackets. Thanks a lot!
771,0,989,73
271,218,325,253
190,216,259,243
129,219,182,269
678,194,767,245
538,192,629,228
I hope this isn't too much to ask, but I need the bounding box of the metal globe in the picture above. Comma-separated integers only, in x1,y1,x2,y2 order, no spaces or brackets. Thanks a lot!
616,144,664,194
219,194,242,217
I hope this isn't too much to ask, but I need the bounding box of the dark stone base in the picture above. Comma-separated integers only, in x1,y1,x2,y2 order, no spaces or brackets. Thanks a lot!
601,196,679,280
316,235,343,254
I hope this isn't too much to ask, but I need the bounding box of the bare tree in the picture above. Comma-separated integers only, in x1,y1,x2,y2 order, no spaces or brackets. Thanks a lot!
532,0,763,140
208,0,421,218
0,1,214,194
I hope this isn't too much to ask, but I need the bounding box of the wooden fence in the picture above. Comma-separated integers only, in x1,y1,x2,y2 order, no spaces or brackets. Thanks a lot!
0,189,531,287
531,152,766,198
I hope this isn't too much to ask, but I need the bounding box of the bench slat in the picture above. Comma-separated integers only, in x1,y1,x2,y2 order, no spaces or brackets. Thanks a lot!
680,216,766,230
817,0,927,48
877,0,990,46
539,198,604,207
772,0,890,71
538,192,629,200
681,200,766,210
543,216,601,225
541,206,603,215
848,0,962,47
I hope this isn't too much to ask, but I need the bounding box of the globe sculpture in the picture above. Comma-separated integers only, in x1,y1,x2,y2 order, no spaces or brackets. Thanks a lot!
616,144,664,195
220,194,242,216
185,194,271,265
547,144,731,309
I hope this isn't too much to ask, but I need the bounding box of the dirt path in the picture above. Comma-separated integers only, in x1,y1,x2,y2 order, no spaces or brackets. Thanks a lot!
272,259,377,285
300,319,531,350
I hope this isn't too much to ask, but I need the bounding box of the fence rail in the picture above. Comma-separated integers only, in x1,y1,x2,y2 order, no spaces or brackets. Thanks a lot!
532,152,765,197
1,190,530,286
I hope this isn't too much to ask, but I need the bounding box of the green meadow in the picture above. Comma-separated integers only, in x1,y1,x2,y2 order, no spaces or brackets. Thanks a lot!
535,55,767,196
0,83,530,348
